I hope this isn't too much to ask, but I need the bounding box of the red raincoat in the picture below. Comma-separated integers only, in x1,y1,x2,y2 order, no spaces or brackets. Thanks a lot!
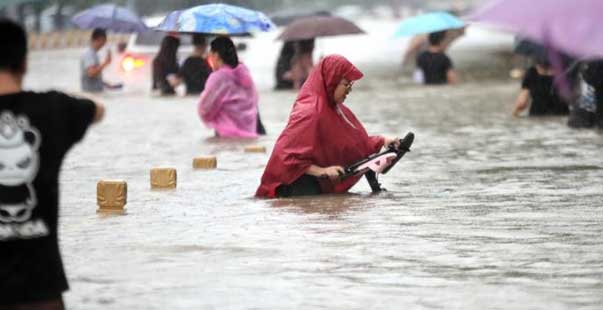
256,55,385,198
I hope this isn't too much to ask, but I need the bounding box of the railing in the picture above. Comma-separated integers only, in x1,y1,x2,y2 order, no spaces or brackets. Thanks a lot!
28,30,131,50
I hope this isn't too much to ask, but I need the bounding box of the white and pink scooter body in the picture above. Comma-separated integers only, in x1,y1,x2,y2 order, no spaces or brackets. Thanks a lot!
353,153,398,176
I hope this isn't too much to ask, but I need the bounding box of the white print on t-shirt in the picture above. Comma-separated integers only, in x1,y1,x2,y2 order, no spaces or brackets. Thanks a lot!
0,112,48,240
0,112,41,222
0,219,49,240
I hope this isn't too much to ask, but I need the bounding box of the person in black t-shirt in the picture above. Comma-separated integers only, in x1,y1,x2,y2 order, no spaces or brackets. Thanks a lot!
415,30,458,85
513,58,569,117
0,20,104,310
178,34,212,96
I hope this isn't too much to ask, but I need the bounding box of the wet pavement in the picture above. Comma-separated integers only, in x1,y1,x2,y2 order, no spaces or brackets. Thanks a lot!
23,21,603,309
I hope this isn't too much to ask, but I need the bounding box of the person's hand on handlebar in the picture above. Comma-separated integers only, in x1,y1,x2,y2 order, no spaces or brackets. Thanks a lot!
382,135,400,149
321,166,345,181
307,165,344,182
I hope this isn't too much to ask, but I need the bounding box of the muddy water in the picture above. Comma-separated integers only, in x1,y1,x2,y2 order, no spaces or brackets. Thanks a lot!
22,27,603,309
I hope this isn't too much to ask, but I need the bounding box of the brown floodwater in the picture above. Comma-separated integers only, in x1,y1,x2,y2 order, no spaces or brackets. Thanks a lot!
23,25,603,309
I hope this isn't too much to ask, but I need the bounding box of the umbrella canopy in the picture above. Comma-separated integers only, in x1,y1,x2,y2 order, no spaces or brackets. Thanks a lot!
155,3,275,35
72,4,148,33
468,0,603,58
277,16,364,41
393,12,465,37
270,9,331,26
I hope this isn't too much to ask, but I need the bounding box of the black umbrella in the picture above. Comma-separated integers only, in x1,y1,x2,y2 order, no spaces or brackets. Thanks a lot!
277,16,364,41
270,10,331,26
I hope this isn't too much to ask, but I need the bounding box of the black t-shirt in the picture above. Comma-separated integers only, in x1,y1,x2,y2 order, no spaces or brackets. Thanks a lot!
416,51,453,85
0,91,96,305
178,56,212,95
521,67,569,116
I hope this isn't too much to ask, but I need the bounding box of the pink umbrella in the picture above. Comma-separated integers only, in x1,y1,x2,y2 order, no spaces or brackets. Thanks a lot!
468,0,603,58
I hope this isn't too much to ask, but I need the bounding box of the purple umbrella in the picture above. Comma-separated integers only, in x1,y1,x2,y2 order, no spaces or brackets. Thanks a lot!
277,16,364,41
72,4,148,33
468,0,603,58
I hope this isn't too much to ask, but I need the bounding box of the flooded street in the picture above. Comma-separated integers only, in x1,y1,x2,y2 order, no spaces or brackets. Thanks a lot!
24,25,603,309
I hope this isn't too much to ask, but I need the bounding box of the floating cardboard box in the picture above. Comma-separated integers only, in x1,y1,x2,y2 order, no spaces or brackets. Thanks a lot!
150,167,177,189
193,156,217,169
97,180,127,215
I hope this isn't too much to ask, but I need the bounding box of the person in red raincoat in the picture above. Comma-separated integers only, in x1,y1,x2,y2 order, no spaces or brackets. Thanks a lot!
256,55,400,198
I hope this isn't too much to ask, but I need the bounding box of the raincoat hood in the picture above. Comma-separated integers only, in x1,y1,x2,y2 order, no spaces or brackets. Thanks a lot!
220,63,254,89
299,54,363,105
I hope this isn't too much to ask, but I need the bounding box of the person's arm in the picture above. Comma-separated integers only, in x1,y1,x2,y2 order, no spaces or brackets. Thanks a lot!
402,35,427,65
444,55,458,84
198,74,228,122
513,89,530,117
93,101,105,123
154,61,179,94
167,74,181,88
87,63,108,78
447,69,458,84
442,27,466,51
69,92,105,123
54,92,103,148
87,51,111,78
306,164,344,181
514,68,534,117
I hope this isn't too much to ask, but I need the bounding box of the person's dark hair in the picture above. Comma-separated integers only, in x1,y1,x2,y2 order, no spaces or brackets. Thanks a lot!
281,41,295,58
0,19,27,74
428,30,447,46
91,28,107,41
210,36,239,68
156,35,180,66
534,55,551,69
192,34,207,47
296,39,315,55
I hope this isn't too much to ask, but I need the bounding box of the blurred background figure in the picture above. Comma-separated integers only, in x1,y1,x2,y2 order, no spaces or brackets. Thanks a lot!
415,30,457,85
584,60,603,127
152,34,180,96
276,15,364,90
289,38,315,90
274,41,295,90
178,34,212,96
568,59,603,128
402,27,465,66
80,28,113,93
198,36,265,138
512,56,569,117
